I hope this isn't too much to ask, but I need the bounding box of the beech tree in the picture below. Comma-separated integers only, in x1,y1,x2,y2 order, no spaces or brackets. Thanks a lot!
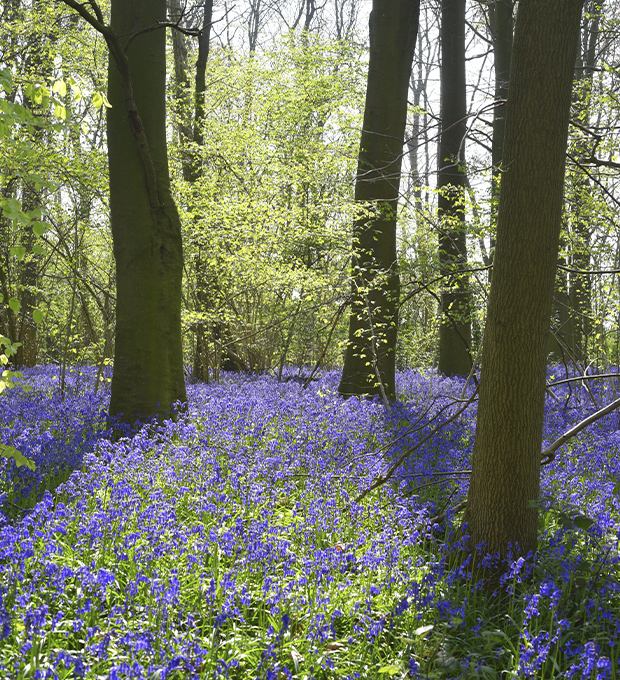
437,0,471,377
339,0,420,400
61,0,187,423
463,0,585,559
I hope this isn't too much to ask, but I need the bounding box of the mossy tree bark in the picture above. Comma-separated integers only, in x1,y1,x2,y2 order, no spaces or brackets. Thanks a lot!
107,0,187,423
463,0,584,559
437,0,471,377
338,0,420,400
61,0,187,423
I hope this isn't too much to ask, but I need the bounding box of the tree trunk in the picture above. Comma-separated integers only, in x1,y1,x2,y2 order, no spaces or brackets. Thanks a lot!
488,0,513,270
407,28,425,231
14,185,40,367
437,0,471,377
169,0,225,383
107,0,187,423
339,0,420,400
463,0,584,559
565,1,603,363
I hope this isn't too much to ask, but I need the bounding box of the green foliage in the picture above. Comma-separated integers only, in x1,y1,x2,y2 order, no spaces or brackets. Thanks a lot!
0,443,35,471
0,336,35,471
0,2,112,368
171,32,365,375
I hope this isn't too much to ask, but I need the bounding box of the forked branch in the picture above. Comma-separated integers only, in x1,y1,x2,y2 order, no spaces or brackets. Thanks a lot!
59,0,163,212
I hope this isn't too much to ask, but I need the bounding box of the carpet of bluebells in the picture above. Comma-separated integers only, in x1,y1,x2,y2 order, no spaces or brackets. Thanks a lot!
1,365,620,679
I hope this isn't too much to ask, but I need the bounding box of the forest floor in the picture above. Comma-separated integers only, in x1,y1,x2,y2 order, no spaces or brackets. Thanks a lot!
0,366,619,679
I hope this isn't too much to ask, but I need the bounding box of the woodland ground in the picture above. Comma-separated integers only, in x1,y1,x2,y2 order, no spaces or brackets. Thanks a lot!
0,366,619,679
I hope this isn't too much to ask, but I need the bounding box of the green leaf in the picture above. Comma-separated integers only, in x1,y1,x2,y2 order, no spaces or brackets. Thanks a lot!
33,309,43,324
0,444,35,471
31,244,45,255
92,92,103,109
573,515,595,531
0,67,13,93
32,221,49,237
2,197,22,220
377,665,400,676
53,103,66,121
9,246,26,260
8,297,20,314
52,79,66,97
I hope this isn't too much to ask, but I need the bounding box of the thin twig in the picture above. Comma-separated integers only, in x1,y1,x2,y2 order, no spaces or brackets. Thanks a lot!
547,372,620,388
302,302,347,389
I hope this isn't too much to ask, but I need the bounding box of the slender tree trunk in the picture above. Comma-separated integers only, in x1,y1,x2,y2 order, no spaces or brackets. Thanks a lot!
169,0,223,383
168,0,193,167
107,0,187,422
407,28,425,230
339,0,420,400
548,241,572,363
15,185,40,367
489,0,513,239
566,1,603,363
487,0,513,279
463,0,584,559
14,0,53,366
437,0,471,377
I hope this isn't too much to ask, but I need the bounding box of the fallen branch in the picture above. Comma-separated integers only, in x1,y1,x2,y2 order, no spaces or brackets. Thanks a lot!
431,396,620,523
547,372,620,388
355,394,620,524
540,396,620,465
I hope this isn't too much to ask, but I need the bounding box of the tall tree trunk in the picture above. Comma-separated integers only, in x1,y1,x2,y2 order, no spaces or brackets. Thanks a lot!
407,28,425,230
437,0,471,377
168,0,193,169
13,0,53,366
169,0,223,382
339,0,420,400
463,0,584,559
15,186,40,367
489,0,513,230
105,0,187,423
565,1,603,363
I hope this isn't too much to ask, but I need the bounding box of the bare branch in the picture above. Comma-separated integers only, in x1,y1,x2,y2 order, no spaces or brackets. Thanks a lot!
541,396,620,465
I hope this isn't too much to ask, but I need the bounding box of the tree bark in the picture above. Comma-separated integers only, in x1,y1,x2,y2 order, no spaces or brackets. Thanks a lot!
339,0,420,400
463,0,584,559
106,0,187,423
437,0,471,377
488,0,513,269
